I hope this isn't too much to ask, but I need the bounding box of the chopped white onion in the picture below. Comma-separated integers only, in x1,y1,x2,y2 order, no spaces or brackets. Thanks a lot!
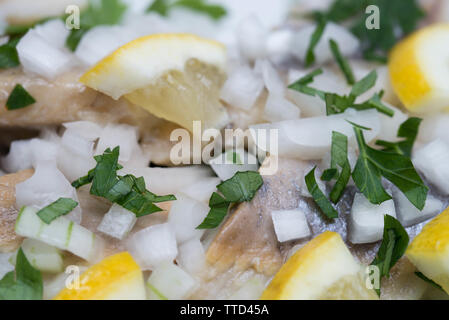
393,187,443,227
97,204,137,240
349,193,396,244
10,239,63,273
1,138,59,173
0,253,14,279
119,165,213,196
376,103,408,142
61,129,95,158
33,19,69,49
209,148,259,181
286,68,349,117
256,59,285,95
167,193,209,244
413,139,449,194
417,114,449,145
176,238,206,275
182,177,220,203
57,145,96,184
291,22,359,65
266,28,293,64
17,29,74,79
15,161,82,224
126,223,178,270
147,262,197,300
264,93,300,122
96,124,139,163
62,121,103,141
271,209,311,242
236,15,267,61
250,109,380,160
220,65,264,110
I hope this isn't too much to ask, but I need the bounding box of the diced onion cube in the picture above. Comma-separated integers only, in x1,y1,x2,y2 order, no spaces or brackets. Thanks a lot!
10,239,63,273
182,177,220,203
209,149,259,181
97,204,137,240
271,209,311,242
349,193,396,244
176,238,206,275
126,223,177,270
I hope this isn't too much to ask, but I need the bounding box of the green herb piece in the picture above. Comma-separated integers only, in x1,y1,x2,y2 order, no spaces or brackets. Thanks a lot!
350,70,377,97
227,151,242,165
321,168,338,181
352,125,428,210
370,215,409,296
0,38,20,69
353,91,395,117
414,272,444,292
0,248,43,300
305,17,327,67
305,166,338,219
72,146,175,217
288,68,325,99
146,0,227,20
36,198,78,224
376,117,422,158
5,84,36,110
66,0,127,51
329,39,355,84
197,171,263,229
328,132,351,203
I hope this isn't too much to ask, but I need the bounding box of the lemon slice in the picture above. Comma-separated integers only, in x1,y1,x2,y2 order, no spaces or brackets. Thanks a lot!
406,207,449,294
261,231,378,300
80,33,229,132
389,24,449,114
54,252,146,300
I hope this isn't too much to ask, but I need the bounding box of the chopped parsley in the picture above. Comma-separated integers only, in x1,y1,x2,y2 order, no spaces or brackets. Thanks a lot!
352,124,428,210
305,166,338,219
6,84,36,110
370,214,409,296
72,147,176,217
197,171,263,229
66,0,127,51
287,68,325,99
147,0,227,21
0,248,43,300
310,0,425,62
305,17,327,67
329,39,355,85
36,198,78,224
0,38,20,69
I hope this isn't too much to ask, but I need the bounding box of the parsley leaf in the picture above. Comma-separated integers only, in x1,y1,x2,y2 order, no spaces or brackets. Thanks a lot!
197,171,263,229
305,17,327,67
370,215,409,296
72,147,175,217
36,198,78,224
0,38,20,69
0,248,43,300
329,39,355,85
6,84,36,110
147,0,227,20
287,68,325,99
352,125,428,210
376,117,422,157
66,0,127,51
305,166,338,219
326,131,351,203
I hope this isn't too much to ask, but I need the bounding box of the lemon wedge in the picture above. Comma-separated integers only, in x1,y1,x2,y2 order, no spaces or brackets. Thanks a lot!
54,252,146,300
80,33,229,132
406,207,449,294
261,231,378,300
389,24,449,114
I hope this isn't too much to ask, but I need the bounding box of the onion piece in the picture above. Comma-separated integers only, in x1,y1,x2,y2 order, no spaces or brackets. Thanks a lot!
147,262,197,300
167,193,209,244
61,129,95,158
264,93,300,122
16,29,74,79
176,238,206,275
126,223,178,270
182,177,220,203
349,193,396,244
97,204,137,240
209,149,259,181
376,103,408,142
0,253,14,279
96,124,139,163
256,59,285,95
62,121,103,141
220,65,264,111
236,15,267,61
33,19,69,49
393,187,443,227
15,161,82,224
417,114,449,145
266,28,293,64
413,139,449,194
10,239,63,273
250,109,380,160
271,209,311,242
291,22,359,65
